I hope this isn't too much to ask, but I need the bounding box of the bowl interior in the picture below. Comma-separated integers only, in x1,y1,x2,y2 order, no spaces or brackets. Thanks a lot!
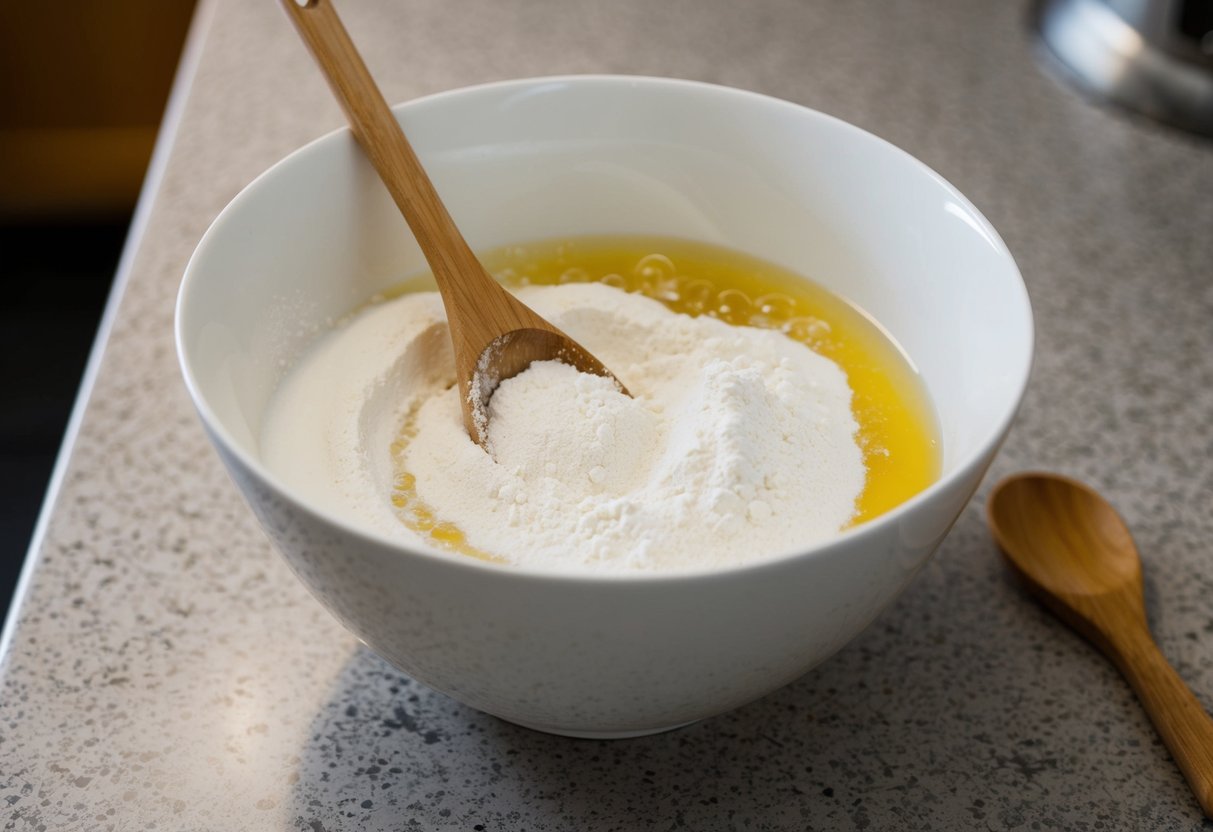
178,76,1031,516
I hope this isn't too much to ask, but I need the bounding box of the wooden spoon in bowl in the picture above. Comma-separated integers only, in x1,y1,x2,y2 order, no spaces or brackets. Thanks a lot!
987,472,1213,818
280,0,627,446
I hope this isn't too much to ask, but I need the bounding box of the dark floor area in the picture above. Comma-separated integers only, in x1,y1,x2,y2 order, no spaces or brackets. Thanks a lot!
0,220,126,621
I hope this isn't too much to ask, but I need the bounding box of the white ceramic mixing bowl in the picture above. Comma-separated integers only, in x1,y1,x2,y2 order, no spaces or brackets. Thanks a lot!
176,76,1032,738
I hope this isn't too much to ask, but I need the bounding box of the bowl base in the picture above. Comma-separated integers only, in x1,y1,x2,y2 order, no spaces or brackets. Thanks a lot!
501,716,701,740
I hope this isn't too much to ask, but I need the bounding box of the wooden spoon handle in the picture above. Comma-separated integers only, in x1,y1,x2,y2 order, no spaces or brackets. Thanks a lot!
1112,629,1213,817
279,0,502,313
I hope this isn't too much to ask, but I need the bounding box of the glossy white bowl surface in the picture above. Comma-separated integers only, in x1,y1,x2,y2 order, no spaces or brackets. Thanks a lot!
176,76,1032,737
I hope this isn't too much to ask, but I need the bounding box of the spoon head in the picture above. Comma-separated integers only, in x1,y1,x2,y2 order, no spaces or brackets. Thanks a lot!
464,328,628,447
987,472,1142,602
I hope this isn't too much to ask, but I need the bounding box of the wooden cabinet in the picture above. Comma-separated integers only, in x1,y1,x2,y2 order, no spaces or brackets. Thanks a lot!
0,1,196,218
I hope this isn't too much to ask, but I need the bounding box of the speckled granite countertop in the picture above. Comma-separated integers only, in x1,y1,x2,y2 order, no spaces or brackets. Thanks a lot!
4,0,1213,829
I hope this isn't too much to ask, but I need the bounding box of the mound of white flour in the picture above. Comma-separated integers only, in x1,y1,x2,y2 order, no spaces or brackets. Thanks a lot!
261,283,865,573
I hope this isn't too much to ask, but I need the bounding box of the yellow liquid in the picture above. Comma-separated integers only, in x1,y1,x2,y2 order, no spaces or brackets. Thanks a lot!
384,235,939,560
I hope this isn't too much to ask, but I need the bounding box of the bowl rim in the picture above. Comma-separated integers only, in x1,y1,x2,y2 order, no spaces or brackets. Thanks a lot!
175,73,1034,586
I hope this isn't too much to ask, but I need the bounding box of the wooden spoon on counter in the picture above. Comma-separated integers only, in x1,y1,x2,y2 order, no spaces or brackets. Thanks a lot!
279,0,627,446
987,472,1213,818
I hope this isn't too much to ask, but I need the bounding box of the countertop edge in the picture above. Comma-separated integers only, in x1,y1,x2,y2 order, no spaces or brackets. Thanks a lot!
0,0,220,661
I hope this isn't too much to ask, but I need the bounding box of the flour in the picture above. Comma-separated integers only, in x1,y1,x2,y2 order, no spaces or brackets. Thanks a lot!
486,361,656,499
261,282,866,574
